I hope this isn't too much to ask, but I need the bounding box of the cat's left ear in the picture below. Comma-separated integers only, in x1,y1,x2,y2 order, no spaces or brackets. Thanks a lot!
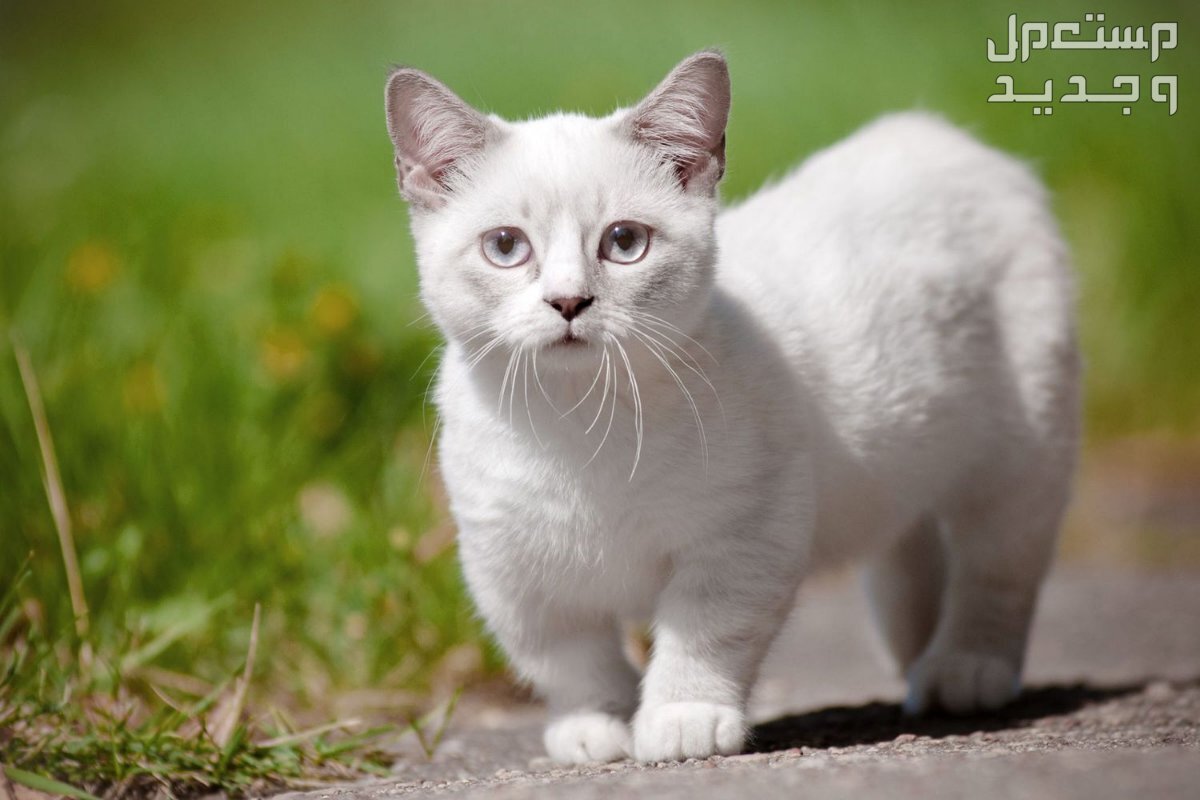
385,67,497,209
624,51,731,194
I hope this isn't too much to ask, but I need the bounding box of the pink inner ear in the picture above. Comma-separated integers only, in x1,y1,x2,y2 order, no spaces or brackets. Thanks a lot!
386,68,492,201
674,133,725,189
395,158,447,207
627,53,731,191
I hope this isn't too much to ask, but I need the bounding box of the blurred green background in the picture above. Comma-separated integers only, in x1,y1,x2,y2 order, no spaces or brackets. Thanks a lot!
2,0,1197,712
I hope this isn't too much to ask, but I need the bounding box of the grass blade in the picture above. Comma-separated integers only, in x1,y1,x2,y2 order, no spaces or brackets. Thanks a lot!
3,767,102,800
10,332,90,643
212,603,260,748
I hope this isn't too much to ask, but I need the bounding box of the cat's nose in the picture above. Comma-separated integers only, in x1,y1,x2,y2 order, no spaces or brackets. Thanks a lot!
546,295,594,322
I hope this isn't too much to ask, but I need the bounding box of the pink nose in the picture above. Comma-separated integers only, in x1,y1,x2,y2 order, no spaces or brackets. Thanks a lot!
546,295,594,322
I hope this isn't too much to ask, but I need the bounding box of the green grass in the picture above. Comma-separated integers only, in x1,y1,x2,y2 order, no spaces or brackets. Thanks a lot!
1,0,1197,793
1,564,401,796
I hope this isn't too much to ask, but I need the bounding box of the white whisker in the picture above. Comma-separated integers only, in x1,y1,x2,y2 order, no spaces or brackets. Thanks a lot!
404,310,432,328
564,347,607,419
419,413,442,489
584,345,612,435
410,342,446,381
630,318,707,378
631,329,709,469
630,309,719,365
630,321,726,423
613,338,644,480
466,334,504,371
523,351,545,448
421,357,441,429
584,342,619,467
498,346,519,417
508,348,521,428
531,348,560,415
459,325,496,347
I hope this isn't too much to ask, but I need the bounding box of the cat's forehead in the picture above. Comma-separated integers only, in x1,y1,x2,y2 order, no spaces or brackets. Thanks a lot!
463,112,675,223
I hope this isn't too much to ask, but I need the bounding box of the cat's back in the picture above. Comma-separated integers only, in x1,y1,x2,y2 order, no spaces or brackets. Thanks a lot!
714,110,1071,378
716,110,1060,306
711,111,1076,537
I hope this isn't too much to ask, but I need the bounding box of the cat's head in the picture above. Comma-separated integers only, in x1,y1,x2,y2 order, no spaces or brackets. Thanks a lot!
385,52,730,370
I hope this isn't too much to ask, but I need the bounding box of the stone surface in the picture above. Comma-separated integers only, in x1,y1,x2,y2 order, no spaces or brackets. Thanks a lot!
280,567,1200,799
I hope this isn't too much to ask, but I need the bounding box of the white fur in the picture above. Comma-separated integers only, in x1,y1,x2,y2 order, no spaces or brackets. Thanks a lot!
386,53,1079,764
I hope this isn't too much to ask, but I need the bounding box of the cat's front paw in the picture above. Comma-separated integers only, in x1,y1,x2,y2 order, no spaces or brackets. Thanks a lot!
544,711,631,764
633,702,745,762
904,649,1020,715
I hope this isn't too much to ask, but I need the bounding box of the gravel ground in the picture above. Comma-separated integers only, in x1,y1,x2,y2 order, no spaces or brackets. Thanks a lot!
280,566,1200,799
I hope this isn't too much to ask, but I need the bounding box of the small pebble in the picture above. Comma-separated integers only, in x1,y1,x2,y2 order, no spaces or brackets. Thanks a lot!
1145,681,1173,701
724,751,773,764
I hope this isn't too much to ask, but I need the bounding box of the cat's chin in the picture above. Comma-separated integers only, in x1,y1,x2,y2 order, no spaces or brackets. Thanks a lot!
535,335,603,371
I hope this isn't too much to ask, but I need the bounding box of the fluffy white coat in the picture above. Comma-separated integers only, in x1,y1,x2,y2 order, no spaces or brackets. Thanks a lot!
384,52,1079,764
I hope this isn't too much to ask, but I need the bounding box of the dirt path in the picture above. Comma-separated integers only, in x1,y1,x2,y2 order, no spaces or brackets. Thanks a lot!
281,567,1200,799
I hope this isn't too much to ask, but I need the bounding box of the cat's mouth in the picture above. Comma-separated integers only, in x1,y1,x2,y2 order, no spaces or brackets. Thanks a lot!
555,332,588,347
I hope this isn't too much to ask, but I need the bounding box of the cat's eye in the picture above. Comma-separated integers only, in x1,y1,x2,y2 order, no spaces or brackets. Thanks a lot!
481,227,532,268
599,221,651,265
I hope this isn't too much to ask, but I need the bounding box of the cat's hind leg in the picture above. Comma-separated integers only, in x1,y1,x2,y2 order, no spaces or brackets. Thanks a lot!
901,199,1080,716
903,467,1070,715
862,515,946,674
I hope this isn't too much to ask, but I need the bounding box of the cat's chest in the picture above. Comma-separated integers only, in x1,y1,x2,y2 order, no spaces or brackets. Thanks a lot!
439,417,694,612
445,429,689,534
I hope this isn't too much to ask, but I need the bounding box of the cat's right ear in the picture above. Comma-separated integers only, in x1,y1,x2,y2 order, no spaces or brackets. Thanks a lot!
385,68,495,209
624,51,731,194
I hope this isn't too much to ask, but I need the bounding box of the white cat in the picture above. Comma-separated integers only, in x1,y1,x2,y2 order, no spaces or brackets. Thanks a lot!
384,51,1079,764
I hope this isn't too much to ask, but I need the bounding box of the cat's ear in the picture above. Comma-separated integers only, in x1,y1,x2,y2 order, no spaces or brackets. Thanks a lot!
624,51,731,194
385,67,496,209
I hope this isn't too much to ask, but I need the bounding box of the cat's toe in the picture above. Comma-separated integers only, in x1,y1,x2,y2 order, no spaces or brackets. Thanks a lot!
633,702,745,762
543,711,631,764
904,650,1020,715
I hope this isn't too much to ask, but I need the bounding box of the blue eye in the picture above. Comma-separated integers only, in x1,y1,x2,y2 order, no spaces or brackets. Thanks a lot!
599,221,650,264
481,227,532,268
